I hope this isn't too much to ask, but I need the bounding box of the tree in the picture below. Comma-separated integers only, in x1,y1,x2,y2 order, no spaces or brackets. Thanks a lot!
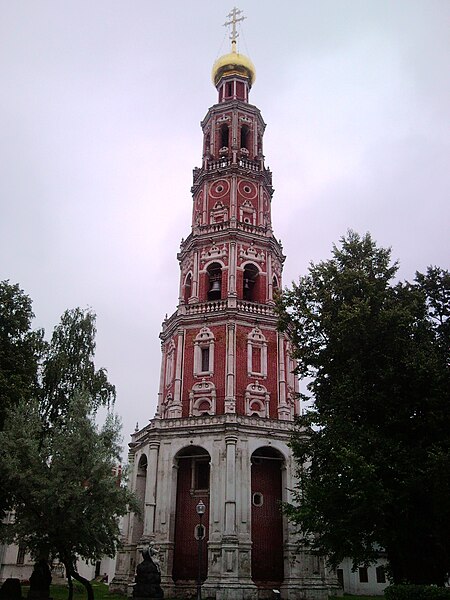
0,281,45,522
41,307,116,424
0,394,138,600
0,280,45,430
277,231,450,586
0,285,133,599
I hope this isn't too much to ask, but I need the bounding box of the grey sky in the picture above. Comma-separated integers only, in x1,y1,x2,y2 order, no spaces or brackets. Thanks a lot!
1,1,449,450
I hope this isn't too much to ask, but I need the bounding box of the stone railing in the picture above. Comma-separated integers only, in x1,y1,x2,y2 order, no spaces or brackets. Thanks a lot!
162,299,276,332
184,299,228,316
236,221,268,236
238,157,261,171
206,158,232,170
236,300,275,316
196,222,227,235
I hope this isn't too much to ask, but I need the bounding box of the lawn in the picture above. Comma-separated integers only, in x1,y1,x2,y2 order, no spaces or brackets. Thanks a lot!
20,583,384,600
335,596,382,600
22,581,125,600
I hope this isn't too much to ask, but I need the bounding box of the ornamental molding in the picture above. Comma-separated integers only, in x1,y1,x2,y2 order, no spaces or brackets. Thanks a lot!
239,243,265,264
200,243,228,263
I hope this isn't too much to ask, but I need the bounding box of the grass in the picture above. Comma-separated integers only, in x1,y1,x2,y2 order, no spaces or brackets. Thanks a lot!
20,583,384,600
334,596,382,600
21,581,125,600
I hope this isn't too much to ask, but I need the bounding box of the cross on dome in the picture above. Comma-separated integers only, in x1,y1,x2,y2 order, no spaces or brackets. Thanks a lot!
224,7,246,52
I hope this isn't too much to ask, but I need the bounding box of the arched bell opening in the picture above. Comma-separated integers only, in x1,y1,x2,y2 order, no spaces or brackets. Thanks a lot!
250,446,285,585
219,124,229,154
243,263,259,302
207,262,223,301
173,446,210,583
240,125,251,155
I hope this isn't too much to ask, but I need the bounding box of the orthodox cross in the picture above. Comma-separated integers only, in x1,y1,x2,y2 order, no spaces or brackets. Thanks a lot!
224,7,246,51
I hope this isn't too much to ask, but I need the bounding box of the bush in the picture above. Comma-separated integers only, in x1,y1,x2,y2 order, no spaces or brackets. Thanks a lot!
384,585,450,600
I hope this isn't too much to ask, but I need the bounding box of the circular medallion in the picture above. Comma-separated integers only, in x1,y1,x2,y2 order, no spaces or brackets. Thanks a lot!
238,180,257,200
209,179,230,199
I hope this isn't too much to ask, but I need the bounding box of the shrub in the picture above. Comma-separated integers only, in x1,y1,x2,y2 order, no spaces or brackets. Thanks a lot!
384,584,450,600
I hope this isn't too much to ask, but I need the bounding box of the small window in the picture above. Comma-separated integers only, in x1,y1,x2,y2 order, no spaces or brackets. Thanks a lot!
359,567,368,583
252,492,263,507
252,346,261,373
336,568,344,589
376,565,386,583
201,347,210,372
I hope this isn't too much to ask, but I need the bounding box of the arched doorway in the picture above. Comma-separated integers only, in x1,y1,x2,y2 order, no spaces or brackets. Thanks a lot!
251,447,284,584
172,446,210,582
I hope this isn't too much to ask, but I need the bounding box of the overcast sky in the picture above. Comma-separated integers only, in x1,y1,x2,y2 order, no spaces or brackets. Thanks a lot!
1,1,449,452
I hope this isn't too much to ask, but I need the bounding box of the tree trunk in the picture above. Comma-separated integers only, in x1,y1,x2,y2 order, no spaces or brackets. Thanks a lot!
71,570,94,600
67,573,73,600
63,560,94,600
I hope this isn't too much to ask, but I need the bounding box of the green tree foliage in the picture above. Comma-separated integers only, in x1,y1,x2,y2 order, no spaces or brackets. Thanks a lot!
0,281,46,522
0,394,138,600
0,281,132,599
0,281,45,430
41,307,116,424
277,232,450,586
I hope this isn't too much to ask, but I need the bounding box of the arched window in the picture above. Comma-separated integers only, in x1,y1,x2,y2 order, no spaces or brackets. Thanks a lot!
207,263,222,301
243,264,259,301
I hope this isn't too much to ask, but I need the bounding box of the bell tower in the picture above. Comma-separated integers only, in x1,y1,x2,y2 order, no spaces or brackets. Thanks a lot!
112,10,337,600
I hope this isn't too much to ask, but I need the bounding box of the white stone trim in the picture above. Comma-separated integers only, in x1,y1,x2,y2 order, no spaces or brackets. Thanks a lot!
194,326,215,376
247,326,267,378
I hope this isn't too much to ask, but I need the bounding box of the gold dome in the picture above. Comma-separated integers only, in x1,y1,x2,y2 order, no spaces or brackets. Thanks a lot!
212,51,256,88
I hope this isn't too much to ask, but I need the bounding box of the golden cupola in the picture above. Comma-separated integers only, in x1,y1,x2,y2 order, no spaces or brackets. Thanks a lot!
212,8,255,102
212,50,256,88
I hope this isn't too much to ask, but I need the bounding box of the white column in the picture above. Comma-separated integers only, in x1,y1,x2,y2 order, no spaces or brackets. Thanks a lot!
230,175,237,222
229,241,237,297
191,250,199,301
224,435,237,535
278,333,290,420
172,328,184,417
143,441,160,537
267,254,274,303
156,343,166,418
224,321,236,413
